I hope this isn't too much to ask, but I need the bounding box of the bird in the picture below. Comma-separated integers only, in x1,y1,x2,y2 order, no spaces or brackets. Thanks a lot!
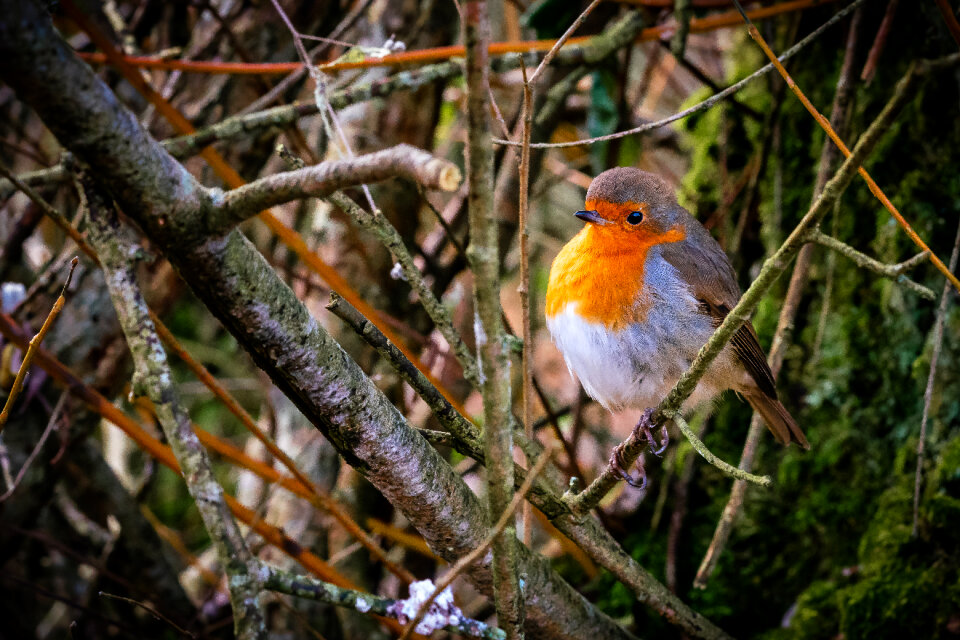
545,167,809,460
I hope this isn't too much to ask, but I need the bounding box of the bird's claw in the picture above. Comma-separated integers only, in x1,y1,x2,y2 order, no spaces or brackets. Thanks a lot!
634,408,669,457
609,443,648,490
607,408,670,494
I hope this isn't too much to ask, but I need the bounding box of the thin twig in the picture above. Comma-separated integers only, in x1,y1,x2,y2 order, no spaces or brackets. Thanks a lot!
398,448,556,640
669,412,771,485
913,218,960,536
517,61,536,550
0,391,68,501
803,230,935,300
730,0,960,294
933,0,960,49
0,257,77,433
527,0,603,87
860,0,899,83
327,192,479,388
99,591,197,639
493,0,865,148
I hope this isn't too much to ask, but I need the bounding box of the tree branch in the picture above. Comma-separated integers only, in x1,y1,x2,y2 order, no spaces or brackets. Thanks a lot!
210,145,460,235
802,230,934,299
463,2,523,636
263,565,506,640
79,173,266,639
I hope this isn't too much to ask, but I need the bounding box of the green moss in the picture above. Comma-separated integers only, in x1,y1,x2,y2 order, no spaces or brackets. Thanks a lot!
781,438,960,640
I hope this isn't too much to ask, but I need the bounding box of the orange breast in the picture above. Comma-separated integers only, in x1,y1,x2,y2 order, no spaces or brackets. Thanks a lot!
545,225,685,330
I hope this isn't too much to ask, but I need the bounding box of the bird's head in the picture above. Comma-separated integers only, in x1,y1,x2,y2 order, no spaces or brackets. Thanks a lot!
575,167,686,250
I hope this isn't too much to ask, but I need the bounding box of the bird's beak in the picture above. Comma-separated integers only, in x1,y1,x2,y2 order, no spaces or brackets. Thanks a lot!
575,210,607,225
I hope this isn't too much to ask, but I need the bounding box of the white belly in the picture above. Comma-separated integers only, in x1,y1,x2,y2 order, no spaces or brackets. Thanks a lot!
546,258,738,412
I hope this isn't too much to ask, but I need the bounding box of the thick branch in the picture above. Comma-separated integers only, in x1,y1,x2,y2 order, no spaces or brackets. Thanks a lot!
212,145,460,234
79,174,266,639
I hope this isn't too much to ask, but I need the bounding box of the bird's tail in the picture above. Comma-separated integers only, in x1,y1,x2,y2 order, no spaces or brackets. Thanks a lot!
744,393,810,450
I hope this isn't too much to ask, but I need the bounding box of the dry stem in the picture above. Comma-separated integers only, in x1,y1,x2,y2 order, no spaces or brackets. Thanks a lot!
0,257,78,433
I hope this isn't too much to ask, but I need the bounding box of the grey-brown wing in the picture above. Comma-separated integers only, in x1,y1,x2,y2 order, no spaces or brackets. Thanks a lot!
659,219,778,399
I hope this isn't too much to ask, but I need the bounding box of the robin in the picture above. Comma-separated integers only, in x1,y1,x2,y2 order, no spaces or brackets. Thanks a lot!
545,167,809,469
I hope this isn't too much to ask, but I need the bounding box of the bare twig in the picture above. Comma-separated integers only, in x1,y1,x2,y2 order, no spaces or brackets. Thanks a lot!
669,412,771,485
913,219,960,536
0,257,77,433
518,61,536,550
933,0,960,49
212,145,460,233
860,0,899,83
98,592,197,639
326,192,479,387
0,391,67,500
398,448,556,640
493,0,866,148
803,231,935,299
527,0,603,87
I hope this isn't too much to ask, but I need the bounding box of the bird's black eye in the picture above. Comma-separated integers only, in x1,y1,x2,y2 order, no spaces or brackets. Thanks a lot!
626,211,643,225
